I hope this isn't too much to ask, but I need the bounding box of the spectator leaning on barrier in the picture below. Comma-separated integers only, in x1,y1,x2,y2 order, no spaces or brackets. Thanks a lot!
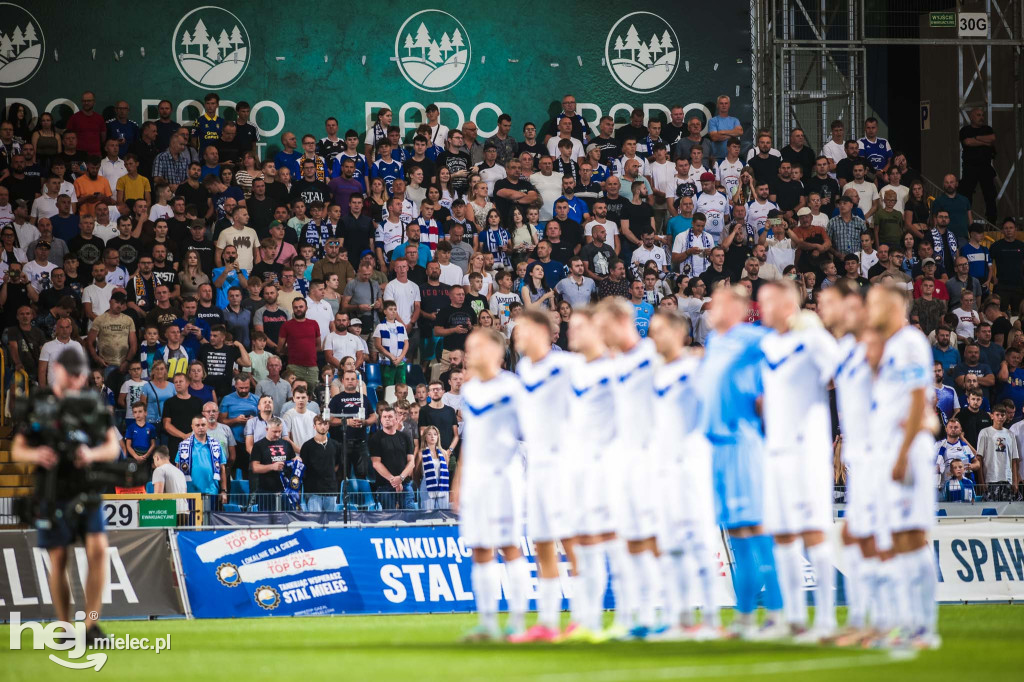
369,405,415,510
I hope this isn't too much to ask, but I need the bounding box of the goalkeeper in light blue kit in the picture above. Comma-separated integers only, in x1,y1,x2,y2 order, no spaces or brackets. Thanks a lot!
695,283,785,638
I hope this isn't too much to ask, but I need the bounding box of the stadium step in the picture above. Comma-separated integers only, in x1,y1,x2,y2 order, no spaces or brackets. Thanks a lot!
0,474,33,487
0,486,32,497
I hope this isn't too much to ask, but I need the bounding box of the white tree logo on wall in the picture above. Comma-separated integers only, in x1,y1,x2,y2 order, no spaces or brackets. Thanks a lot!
605,12,679,94
172,6,250,89
0,3,44,88
395,10,471,92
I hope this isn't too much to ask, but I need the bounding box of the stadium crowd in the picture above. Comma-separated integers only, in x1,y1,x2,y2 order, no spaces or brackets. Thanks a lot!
0,90,1021,510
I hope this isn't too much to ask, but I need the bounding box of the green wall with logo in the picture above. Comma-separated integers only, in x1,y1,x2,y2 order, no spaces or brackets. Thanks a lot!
2,1,751,155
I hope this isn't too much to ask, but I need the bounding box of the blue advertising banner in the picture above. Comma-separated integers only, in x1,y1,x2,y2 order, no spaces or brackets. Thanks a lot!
176,526,602,618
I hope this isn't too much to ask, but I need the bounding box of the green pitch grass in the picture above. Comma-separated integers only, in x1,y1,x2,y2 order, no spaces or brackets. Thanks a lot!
4,606,1022,681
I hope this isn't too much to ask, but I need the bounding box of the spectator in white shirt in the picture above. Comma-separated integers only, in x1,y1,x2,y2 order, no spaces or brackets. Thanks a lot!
952,290,981,339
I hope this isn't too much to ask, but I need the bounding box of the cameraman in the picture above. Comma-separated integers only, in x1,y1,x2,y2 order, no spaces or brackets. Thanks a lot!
12,349,121,640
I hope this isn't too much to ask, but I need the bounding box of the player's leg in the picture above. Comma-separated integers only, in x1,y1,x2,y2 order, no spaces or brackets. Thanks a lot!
83,530,109,630
499,543,530,637
773,533,805,630
764,452,804,631
574,534,609,635
802,529,835,635
840,522,865,630
561,536,586,633
46,545,71,624
467,547,502,640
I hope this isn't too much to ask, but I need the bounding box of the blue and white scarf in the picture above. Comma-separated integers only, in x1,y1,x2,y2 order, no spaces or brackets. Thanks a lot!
280,458,306,507
176,434,224,483
930,228,959,269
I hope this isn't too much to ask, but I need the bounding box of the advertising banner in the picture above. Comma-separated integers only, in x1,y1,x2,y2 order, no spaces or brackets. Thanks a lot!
932,519,1024,602
175,525,736,618
0,529,184,622
2,1,752,150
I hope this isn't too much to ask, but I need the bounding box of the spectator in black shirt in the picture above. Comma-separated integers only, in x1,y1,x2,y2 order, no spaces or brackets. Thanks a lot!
433,285,477,377
212,122,243,167
300,416,340,511
162,373,204,453
747,133,782,184
327,369,377,479
990,218,1024,312
181,219,216,273
835,140,868,186
369,406,415,509
769,161,806,220
958,107,998,222
342,196,374,270
780,128,816,178
195,283,225,326
198,324,251,398
175,163,212,220
250,417,296,505
493,159,539,221
803,156,841,213
246,179,276,237
291,158,332,205
418,381,460,451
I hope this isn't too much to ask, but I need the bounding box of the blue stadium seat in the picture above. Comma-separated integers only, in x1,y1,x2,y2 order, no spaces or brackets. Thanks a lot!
936,508,948,516
233,469,244,481
343,478,378,510
223,503,242,512
145,482,154,494
364,363,382,388
837,509,845,518
229,479,249,504
982,508,998,516
406,364,426,387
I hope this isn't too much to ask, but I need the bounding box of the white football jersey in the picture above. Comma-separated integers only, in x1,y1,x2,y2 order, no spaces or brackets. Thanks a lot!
833,335,873,464
612,338,658,448
716,158,745,199
695,191,731,241
568,354,617,457
870,326,936,459
651,354,703,462
516,350,575,459
760,327,839,454
745,198,779,235
461,371,523,480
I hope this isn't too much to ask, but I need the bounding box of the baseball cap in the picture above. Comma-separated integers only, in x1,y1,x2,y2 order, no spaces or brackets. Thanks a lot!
483,140,498,150
360,249,374,259
14,198,28,209
348,317,363,327
922,257,936,266
699,172,715,182
267,219,282,230
35,241,51,250
190,219,206,229
796,207,812,217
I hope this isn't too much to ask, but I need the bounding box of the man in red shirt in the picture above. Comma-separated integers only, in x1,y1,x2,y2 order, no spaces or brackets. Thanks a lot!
278,297,322,395
66,91,106,156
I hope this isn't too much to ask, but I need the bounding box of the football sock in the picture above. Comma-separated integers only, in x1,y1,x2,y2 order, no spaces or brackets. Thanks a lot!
841,544,864,628
472,561,499,632
504,557,530,632
909,545,938,635
773,540,805,626
567,575,585,627
537,577,562,630
752,534,784,614
578,543,608,631
807,542,835,631
692,541,720,627
633,550,662,628
887,556,911,631
607,539,636,628
860,557,881,628
663,551,686,627
729,536,757,615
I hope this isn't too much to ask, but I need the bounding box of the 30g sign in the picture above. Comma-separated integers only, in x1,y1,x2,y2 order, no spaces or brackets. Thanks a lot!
958,12,989,37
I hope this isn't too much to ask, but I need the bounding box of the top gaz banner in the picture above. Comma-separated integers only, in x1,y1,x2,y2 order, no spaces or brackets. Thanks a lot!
0,1,752,150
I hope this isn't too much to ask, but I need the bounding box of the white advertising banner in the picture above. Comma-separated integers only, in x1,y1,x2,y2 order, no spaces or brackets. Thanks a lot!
931,519,1024,602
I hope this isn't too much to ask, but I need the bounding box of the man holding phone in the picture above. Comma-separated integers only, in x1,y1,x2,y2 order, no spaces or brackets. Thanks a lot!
433,285,478,381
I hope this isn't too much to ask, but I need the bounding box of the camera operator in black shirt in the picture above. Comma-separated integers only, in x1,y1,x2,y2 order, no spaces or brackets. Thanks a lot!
12,349,122,643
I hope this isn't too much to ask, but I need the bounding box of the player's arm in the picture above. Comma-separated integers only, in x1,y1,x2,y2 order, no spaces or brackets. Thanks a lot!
892,386,927,482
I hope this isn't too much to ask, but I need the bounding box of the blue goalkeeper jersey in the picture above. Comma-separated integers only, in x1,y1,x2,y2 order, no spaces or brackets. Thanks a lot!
698,322,767,444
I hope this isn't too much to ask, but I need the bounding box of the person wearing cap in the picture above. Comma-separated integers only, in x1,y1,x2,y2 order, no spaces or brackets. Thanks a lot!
87,291,137,376
913,257,951,300
475,141,507,197
312,236,355,290
22,239,57,293
790,206,831,273
694,171,730,242
825,194,866,257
